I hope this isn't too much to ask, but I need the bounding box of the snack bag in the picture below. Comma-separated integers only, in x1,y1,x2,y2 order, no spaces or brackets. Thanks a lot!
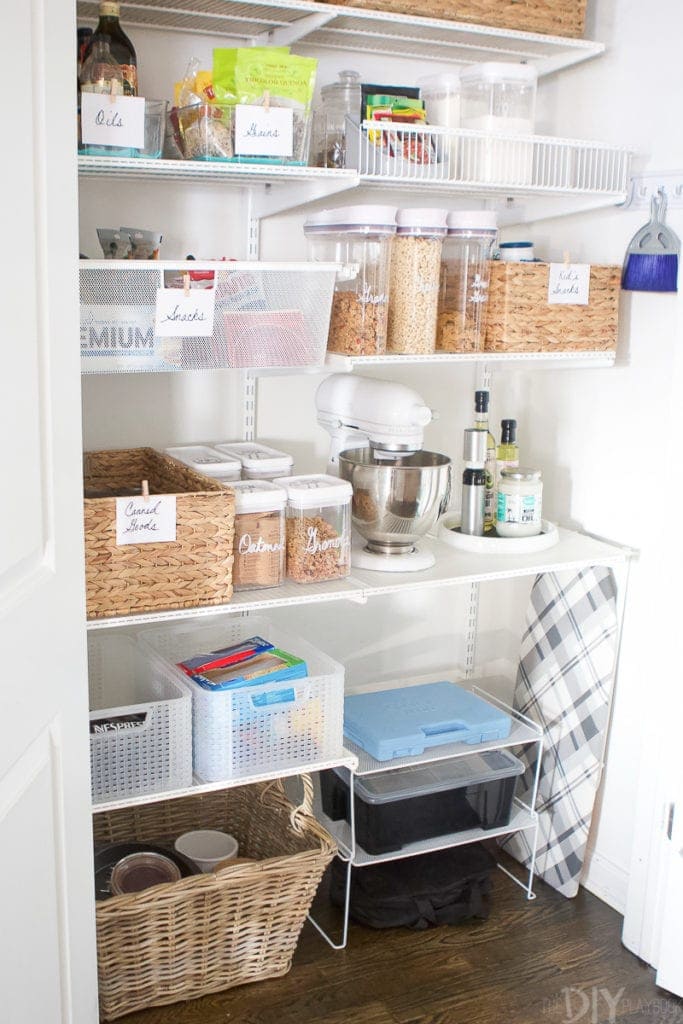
213,46,291,105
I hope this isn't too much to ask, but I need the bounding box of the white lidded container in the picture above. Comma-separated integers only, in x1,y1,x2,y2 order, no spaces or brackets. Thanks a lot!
387,208,448,355
165,444,242,480
496,466,543,537
437,210,498,353
215,441,294,480
460,63,537,184
276,474,352,583
231,480,287,591
417,71,461,168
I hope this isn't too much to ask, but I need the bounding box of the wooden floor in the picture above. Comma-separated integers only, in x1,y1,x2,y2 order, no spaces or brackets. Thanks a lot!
121,857,682,1024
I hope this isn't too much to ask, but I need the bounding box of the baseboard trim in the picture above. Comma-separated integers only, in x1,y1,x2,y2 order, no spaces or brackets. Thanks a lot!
581,849,629,914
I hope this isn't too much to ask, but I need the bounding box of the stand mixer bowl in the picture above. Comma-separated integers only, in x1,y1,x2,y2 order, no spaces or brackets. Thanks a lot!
338,448,452,555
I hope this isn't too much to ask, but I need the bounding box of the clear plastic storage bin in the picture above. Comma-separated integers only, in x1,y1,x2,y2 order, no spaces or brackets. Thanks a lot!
387,208,448,354
277,474,352,583
215,441,293,480
165,444,242,480
137,616,345,783
231,480,286,590
88,632,192,804
437,210,498,353
460,63,537,184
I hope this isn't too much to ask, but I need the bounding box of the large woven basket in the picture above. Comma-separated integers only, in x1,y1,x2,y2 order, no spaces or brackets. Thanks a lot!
93,777,336,1020
319,0,587,37
484,262,620,353
84,447,234,619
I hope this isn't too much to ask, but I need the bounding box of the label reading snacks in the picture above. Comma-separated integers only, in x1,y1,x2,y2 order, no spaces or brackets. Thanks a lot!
116,495,177,545
547,263,591,305
155,286,216,338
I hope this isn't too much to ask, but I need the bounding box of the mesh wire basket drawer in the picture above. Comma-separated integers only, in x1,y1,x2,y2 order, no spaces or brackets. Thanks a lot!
137,616,345,782
80,261,337,373
88,632,192,804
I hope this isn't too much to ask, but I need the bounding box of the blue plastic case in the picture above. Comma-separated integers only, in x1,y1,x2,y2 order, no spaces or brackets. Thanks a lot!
343,681,511,761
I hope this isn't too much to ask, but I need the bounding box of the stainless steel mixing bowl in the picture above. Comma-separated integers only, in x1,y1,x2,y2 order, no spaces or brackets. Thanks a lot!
338,448,452,555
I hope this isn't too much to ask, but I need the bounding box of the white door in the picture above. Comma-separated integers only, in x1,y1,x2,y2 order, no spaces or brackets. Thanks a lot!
0,1,98,1022
656,785,683,996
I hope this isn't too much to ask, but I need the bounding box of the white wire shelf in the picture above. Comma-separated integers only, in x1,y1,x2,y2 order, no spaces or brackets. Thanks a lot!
76,0,604,74
325,350,617,370
77,155,357,187
92,750,358,813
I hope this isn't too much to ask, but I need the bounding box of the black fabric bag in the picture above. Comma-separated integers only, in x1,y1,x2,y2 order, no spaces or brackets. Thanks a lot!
330,843,496,930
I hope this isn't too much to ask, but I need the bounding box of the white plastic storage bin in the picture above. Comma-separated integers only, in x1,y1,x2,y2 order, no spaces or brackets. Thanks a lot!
137,616,345,783
88,633,192,804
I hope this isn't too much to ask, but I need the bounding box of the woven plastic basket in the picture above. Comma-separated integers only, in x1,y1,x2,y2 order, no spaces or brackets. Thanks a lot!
93,777,336,1020
484,262,620,353
318,0,587,37
84,447,235,619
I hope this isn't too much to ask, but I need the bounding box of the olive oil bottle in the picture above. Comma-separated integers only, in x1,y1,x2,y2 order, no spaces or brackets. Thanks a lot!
473,390,496,532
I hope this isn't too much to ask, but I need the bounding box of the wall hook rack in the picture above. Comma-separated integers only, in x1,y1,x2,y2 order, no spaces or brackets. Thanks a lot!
620,171,683,210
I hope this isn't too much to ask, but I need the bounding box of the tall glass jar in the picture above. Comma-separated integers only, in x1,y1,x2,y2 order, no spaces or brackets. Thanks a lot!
304,206,397,356
387,208,448,354
313,70,362,169
437,210,498,353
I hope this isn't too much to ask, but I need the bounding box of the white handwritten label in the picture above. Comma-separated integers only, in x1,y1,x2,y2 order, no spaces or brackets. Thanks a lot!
155,287,216,337
234,104,293,158
547,263,591,305
116,495,177,545
80,93,145,149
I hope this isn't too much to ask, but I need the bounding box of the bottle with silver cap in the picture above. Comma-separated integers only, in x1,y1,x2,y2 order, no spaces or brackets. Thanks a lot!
461,428,487,536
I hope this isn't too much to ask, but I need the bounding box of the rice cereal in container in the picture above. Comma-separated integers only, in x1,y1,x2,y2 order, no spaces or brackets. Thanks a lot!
277,474,352,583
387,208,448,354
230,481,287,590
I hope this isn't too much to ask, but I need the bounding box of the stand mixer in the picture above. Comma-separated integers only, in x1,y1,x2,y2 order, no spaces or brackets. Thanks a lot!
315,375,452,571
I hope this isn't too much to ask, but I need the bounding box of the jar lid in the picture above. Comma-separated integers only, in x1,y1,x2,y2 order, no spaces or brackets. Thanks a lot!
500,467,542,481
110,852,181,896
447,210,498,232
165,445,242,478
499,240,533,248
304,205,398,235
214,441,293,475
460,62,538,84
396,208,449,234
416,71,461,93
275,473,353,508
231,480,287,514
321,69,361,98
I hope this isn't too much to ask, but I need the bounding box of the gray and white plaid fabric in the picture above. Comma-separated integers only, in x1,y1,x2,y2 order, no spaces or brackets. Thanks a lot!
500,565,618,897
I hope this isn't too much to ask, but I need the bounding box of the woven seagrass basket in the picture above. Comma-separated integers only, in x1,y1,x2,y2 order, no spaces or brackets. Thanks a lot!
484,262,620,353
93,777,336,1020
83,447,234,619
319,0,587,38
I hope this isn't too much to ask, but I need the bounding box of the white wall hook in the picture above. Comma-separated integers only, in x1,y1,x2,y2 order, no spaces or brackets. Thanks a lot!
620,171,683,210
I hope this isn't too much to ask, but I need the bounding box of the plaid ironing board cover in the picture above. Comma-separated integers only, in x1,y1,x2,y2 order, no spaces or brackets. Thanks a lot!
500,566,619,897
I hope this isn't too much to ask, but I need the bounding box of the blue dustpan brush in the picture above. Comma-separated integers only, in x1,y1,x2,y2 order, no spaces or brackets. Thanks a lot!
622,190,680,292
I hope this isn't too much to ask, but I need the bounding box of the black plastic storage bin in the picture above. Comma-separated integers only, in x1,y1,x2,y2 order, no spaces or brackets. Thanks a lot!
320,749,524,855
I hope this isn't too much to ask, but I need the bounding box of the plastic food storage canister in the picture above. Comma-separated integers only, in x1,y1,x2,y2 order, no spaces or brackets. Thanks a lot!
165,445,242,480
304,206,397,357
215,441,293,481
314,69,362,169
437,210,498,353
231,480,286,591
496,467,543,537
417,72,461,169
387,208,448,354
460,63,537,184
276,474,352,583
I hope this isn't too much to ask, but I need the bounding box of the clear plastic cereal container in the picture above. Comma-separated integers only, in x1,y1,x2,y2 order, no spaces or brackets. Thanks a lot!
437,210,498,353
231,480,287,590
276,474,352,583
215,441,294,481
387,208,448,355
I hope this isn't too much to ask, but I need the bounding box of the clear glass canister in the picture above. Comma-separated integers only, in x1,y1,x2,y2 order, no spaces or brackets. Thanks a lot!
496,467,543,537
387,208,448,354
460,63,537,184
313,70,362,169
277,474,352,583
304,206,397,356
231,481,286,591
437,210,498,353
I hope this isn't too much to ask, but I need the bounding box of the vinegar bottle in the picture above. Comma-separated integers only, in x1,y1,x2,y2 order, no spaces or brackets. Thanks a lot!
82,1,137,96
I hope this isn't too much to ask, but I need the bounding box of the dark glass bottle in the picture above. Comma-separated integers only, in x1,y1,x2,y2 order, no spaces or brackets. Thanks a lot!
82,2,137,96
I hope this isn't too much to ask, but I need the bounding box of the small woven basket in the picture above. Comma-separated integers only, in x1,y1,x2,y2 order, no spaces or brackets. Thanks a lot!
94,777,336,1020
318,0,587,38
83,447,235,619
484,262,620,353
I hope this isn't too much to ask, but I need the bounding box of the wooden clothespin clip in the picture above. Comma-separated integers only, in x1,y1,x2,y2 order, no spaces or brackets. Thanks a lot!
109,77,117,104
141,479,150,503
563,249,571,267
264,89,270,113
183,272,190,297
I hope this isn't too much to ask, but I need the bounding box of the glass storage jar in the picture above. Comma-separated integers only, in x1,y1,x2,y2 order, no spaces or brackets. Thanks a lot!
215,442,293,481
277,474,352,583
230,481,287,590
387,208,448,354
496,467,543,537
313,69,362,169
437,210,498,353
460,63,537,184
304,206,397,356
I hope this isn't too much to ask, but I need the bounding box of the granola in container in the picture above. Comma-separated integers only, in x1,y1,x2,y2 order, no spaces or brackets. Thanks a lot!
386,208,448,355
276,474,352,584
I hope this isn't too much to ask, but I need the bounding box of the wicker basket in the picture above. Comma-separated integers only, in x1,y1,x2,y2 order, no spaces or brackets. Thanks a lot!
93,777,336,1020
484,262,620,353
319,0,587,38
84,447,235,619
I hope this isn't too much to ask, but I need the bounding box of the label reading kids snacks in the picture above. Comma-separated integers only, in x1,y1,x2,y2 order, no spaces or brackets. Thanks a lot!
547,263,591,305
234,105,293,158
116,495,177,545
155,286,216,337
80,93,145,148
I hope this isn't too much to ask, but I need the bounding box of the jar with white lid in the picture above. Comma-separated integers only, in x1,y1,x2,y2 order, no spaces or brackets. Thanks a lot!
313,70,362,169
304,206,397,356
460,63,537,184
165,445,242,481
437,210,498,353
417,72,461,170
230,481,287,590
214,441,293,481
496,467,543,537
277,474,352,583
387,208,448,354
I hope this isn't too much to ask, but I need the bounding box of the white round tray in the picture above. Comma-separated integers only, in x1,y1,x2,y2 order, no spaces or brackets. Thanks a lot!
438,513,560,554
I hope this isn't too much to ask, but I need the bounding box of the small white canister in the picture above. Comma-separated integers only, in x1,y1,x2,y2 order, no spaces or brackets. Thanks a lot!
496,467,543,537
